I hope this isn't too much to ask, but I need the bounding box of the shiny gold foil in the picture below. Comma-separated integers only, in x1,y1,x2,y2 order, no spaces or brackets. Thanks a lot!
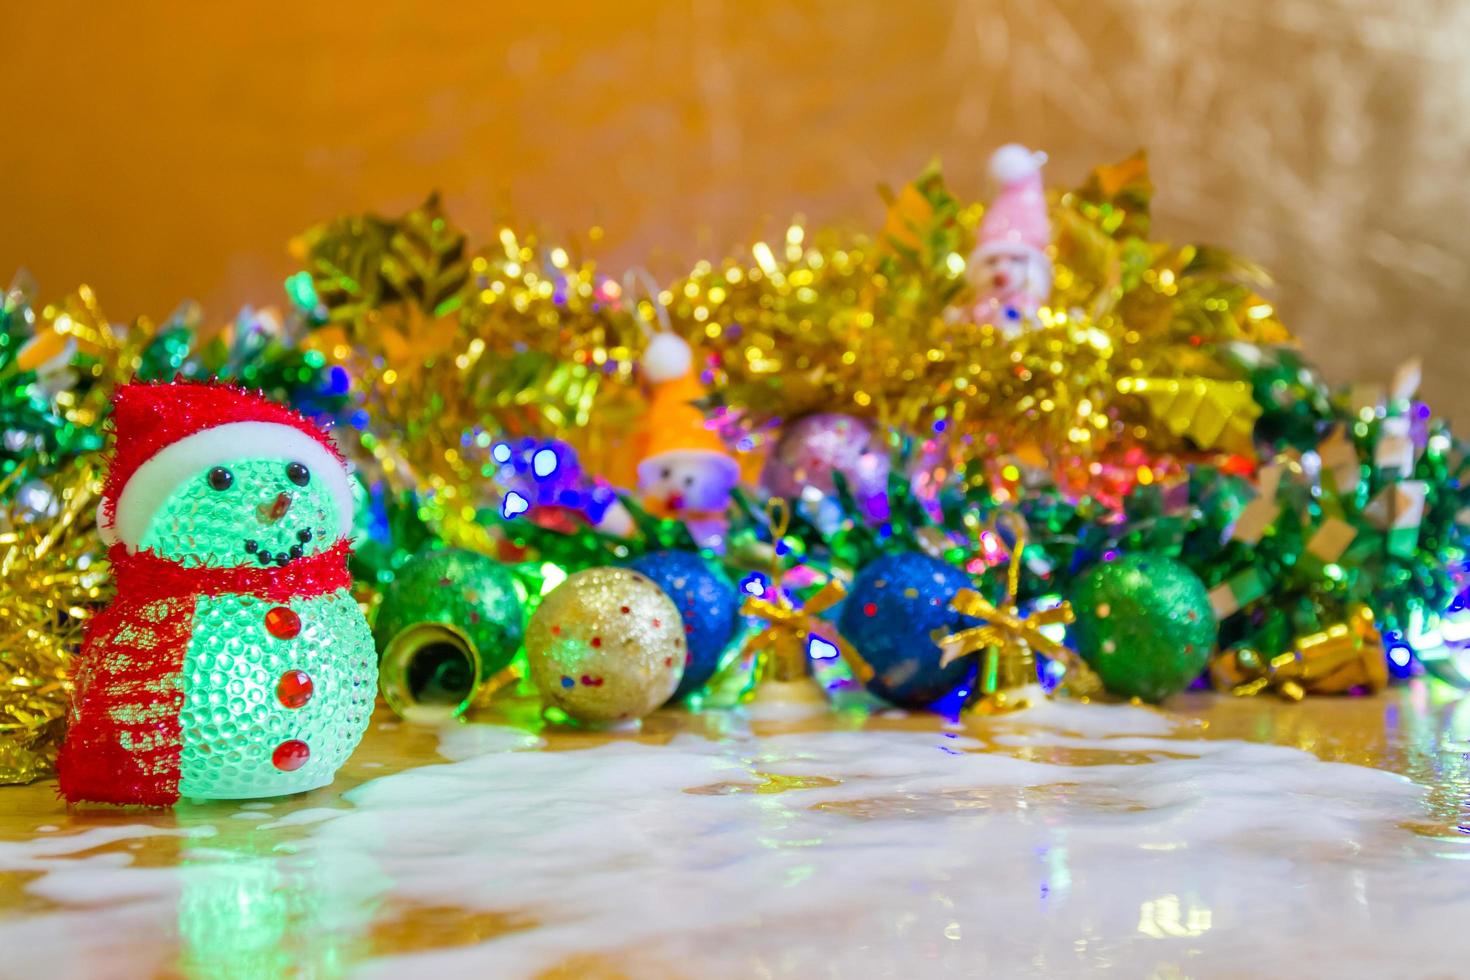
7,2,1469,430
0,459,109,783
299,198,651,539
1210,605,1389,700
661,154,1291,491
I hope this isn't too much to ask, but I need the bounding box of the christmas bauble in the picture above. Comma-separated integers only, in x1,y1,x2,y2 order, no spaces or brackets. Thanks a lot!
373,549,525,717
837,551,977,707
1070,555,1216,702
760,413,889,519
526,567,686,724
628,550,739,701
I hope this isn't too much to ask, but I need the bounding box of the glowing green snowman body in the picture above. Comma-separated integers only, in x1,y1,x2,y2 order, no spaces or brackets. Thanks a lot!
142,457,376,799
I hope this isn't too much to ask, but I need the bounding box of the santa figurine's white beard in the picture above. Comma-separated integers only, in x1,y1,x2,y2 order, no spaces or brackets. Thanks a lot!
967,248,1053,338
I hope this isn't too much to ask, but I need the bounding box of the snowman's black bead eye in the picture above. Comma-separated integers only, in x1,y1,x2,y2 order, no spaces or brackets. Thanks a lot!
683,475,695,488
661,467,672,480
207,467,234,491
286,462,310,487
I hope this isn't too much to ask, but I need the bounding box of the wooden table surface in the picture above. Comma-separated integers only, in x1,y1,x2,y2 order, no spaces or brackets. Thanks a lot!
3,684,1468,978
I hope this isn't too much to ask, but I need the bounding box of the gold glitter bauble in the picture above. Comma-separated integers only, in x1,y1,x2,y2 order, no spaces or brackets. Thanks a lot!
526,568,685,724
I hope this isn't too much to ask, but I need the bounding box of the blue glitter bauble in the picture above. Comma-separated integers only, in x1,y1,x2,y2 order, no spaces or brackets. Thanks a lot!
628,550,739,701
838,552,978,708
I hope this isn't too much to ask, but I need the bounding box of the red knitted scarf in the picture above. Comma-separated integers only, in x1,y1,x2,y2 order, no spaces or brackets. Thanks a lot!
57,541,353,807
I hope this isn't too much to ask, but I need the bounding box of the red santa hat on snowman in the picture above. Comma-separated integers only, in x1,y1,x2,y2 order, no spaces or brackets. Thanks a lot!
97,382,355,553
970,144,1053,316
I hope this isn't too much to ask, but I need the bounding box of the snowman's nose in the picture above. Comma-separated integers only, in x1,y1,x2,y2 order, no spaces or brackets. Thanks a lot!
258,492,293,524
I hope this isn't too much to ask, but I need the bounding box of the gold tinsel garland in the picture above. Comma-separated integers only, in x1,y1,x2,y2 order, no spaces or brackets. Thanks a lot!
294,155,1299,525
0,459,108,784
297,198,651,547
663,153,1295,484
0,155,1417,781
0,285,178,783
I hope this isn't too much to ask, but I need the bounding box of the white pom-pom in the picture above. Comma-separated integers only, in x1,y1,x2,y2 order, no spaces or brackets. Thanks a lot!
989,144,1046,185
641,333,692,383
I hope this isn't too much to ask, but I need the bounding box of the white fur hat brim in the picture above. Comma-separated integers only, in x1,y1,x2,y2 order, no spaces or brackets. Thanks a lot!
99,420,354,552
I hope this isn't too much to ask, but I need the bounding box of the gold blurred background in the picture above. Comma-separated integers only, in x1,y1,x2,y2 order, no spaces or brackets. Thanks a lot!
4,1,1468,420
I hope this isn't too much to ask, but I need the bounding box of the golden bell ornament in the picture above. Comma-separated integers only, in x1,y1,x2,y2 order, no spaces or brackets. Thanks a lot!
936,514,1101,714
734,500,873,702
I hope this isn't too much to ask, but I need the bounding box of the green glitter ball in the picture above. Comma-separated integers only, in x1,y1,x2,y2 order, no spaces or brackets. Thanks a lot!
1070,555,1217,703
374,549,525,716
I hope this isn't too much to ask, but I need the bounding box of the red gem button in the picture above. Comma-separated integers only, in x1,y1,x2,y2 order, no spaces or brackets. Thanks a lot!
264,606,301,640
272,739,311,772
276,670,314,709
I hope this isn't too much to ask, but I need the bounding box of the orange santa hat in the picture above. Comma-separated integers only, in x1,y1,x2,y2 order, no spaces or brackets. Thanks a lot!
635,333,740,495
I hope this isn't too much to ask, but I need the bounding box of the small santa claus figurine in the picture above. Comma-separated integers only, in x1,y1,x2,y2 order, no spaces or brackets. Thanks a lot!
634,333,740,549
966,144,1053,336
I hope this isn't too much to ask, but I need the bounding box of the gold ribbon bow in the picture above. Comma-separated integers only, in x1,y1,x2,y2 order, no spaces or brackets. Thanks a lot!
1209,605,1387,701
736,500,874,687
936,515,1101,711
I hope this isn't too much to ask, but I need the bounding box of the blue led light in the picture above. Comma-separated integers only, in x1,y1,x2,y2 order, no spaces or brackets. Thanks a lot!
532,448,559,478
501,491,530,519
807,636,840,660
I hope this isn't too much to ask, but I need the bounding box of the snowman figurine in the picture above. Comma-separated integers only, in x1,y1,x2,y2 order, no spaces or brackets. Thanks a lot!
58,382,376,806
633,333,740,550
966,144,1054,337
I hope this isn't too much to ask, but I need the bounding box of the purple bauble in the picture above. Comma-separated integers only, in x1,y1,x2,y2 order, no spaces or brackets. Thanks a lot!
760,413,890,519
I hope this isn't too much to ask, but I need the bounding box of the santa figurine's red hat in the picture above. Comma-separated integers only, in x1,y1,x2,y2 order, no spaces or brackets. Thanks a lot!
98,382,354,552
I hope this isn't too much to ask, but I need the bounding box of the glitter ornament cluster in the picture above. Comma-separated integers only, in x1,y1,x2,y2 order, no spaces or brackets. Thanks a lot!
2,144,1469,761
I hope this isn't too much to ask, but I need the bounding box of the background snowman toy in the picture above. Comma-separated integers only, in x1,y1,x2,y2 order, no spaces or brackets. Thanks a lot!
966,144,1054,335
633,330,740,549
58,381,376,806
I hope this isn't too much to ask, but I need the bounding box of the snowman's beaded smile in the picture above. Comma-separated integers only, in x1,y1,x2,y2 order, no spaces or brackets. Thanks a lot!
244,527,315,567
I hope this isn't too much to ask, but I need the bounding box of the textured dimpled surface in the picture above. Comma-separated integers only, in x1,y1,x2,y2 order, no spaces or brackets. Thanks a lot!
838,552,978,708
526,567,685,724
627,551,739,702
178,590,376,799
